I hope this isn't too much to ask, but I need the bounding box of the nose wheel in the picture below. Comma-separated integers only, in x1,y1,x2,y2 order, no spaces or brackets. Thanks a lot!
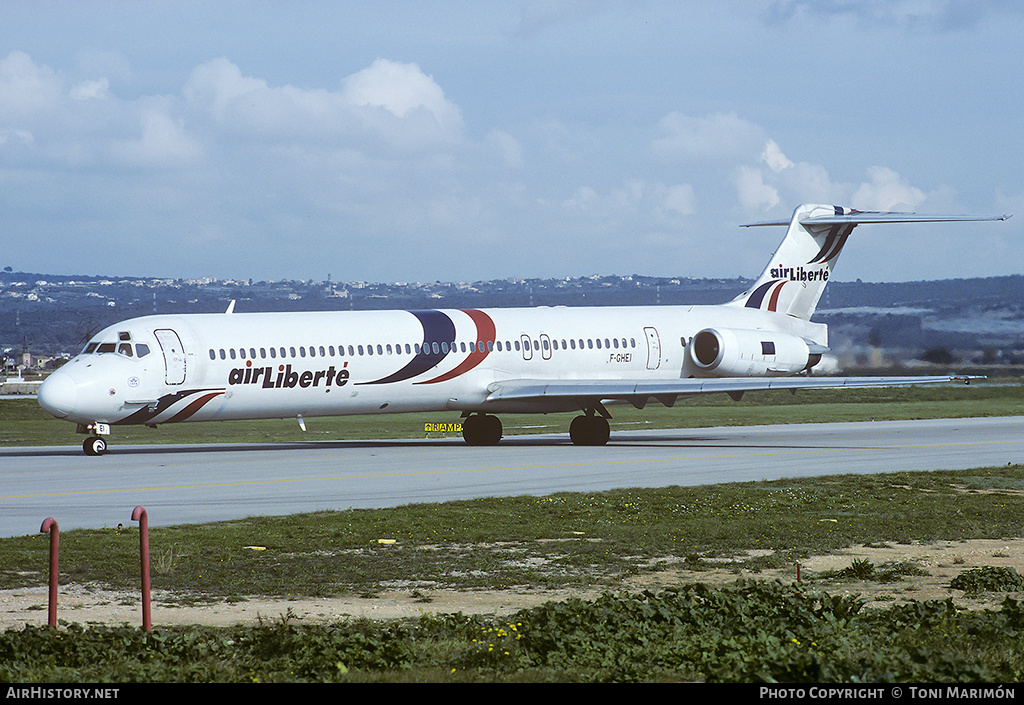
83,436,108,456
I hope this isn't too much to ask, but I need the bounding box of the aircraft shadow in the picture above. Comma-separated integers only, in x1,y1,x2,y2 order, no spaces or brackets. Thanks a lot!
4,432,849,457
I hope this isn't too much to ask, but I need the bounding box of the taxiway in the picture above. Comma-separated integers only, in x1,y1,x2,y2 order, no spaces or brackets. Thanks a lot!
2,416,1021,537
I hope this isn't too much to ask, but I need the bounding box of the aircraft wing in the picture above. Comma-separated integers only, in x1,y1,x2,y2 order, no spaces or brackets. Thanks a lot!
485,374,979,409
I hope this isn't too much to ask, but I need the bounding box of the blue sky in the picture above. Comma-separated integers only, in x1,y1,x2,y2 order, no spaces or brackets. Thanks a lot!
1,1,1021,284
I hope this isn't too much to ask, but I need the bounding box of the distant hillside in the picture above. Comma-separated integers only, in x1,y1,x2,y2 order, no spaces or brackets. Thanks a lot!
2,271,1023,365
823,275,1024,311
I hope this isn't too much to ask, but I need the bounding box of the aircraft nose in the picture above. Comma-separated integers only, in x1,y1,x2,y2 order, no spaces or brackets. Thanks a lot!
38,370,77,419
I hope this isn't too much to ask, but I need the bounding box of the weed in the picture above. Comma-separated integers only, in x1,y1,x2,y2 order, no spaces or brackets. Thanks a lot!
950,566,1024,594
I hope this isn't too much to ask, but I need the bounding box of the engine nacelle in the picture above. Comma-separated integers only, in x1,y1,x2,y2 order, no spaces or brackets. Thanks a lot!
688,327,823,377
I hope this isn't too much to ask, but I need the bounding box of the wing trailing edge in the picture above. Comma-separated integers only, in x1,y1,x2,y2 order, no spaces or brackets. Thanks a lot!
486,375,981,408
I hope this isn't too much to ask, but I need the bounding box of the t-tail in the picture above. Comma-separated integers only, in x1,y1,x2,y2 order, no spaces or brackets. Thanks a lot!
730,203,1010,320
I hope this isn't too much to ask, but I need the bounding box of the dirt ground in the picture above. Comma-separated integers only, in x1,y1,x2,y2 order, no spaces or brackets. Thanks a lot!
2,538,1022,630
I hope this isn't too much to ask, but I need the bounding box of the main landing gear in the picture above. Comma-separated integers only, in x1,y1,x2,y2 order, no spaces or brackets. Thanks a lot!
461,413,503,446
461,408,612,446
569,414,610,446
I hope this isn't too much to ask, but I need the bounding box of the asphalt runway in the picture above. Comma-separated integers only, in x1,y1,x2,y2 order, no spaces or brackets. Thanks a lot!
2,416,1022,538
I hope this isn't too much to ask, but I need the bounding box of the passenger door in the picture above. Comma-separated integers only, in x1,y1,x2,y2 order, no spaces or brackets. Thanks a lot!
644,326,661,370
154,329,187,385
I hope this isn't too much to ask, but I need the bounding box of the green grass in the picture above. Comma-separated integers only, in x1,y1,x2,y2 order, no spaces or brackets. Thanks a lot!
4,465,1024,597
5,376,1024,448
4,380,1022,598
5,380,1024,682
4,466,1024,682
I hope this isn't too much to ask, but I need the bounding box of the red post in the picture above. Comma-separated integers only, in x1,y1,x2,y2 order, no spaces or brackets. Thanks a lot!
131,506,151,631
39,518,59,627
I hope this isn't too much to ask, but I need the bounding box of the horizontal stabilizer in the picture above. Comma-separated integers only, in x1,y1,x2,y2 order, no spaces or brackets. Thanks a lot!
743,210,1010,228
731,204,1010,320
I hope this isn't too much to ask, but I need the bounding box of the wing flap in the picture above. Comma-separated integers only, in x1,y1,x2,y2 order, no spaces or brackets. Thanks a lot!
486,375,979,405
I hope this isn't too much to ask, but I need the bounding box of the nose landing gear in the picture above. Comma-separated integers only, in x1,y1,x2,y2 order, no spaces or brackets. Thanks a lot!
78,422,112,456
83,436,108,456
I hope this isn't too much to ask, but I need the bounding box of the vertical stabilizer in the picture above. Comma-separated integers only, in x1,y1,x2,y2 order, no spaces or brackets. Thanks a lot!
728,204,1008,321
730,204,853,320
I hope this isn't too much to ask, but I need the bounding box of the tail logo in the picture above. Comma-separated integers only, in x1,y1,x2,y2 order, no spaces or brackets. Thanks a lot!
809,224,853,264
744,221,854,311
744,279,787,312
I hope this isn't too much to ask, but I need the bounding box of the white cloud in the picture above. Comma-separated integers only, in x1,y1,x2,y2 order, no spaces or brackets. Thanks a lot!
181,57,462,151
69,77,109,101
652,112,764,162
111,108,202,168
850,166,927,211
761,139,793,173
559,179,695,229
733,139,943,214
736,164,781,210
765,0,1012,32
0,0,1016,286
183,58,267,122
342,58,460,128
562,185,599,211
515,0,608,36
0,51,64,120
661,183,696,217
0,128,33,148
487,129,523,168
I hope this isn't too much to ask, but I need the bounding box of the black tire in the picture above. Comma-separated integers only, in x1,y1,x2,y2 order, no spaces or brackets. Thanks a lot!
482,414,502,445
569,416,610,446
463,415,502,445
83,436,107,456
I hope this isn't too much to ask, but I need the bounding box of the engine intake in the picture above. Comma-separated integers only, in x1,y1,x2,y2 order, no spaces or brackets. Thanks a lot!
688,328,823,377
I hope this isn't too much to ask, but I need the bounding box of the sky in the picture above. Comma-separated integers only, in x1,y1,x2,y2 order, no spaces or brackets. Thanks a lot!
1,0,1022,285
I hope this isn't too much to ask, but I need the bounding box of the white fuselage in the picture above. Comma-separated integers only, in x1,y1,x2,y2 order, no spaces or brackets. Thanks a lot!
40,303,825,427
39,202,1003,453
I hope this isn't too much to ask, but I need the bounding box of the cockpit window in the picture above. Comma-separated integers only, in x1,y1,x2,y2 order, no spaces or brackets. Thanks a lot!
81,337,150,357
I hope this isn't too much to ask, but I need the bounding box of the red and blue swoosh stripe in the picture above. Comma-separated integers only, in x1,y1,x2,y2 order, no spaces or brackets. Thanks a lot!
359,309,495,385
745,280,786,312
112,388,225,425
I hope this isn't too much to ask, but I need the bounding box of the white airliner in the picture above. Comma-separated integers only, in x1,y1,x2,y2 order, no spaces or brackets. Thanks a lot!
38,203,1008,455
